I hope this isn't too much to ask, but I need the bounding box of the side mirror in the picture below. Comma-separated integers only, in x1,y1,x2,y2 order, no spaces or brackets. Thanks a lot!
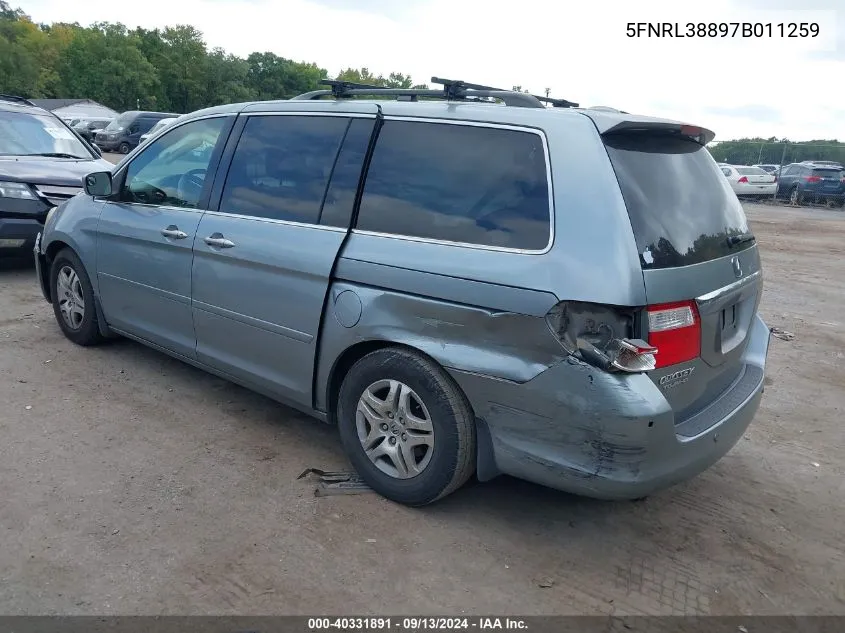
84,171,113,197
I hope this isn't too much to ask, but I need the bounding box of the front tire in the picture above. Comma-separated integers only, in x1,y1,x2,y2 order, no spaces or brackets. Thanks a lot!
118,142,131,154
337,348,476,506
49,248,104,346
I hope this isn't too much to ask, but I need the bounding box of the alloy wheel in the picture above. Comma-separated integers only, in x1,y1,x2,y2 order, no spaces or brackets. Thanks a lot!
355,379,435,479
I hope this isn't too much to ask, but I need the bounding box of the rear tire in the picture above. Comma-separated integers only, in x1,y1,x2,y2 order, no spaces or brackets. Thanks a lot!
49,248,105,347
337,348,476,506
118,142,131,154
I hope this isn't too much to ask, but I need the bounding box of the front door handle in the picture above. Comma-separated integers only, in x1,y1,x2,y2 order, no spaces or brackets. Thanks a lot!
161,225,188,239
204,233,235,248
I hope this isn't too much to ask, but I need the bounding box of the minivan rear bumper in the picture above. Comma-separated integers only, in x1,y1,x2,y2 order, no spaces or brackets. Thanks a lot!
450,313,771,500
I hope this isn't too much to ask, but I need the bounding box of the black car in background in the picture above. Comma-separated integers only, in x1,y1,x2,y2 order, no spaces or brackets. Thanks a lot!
0,95,113,259
72,117,113,142
95,110,179,154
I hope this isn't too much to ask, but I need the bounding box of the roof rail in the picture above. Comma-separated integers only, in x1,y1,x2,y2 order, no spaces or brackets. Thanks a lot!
431,77,578,108
291,77,579,109
0,93,35,106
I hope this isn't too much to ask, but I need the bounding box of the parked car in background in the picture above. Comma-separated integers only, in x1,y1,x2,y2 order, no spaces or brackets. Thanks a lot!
73,118,113,143
0,95,112,260
720,165,777,199
95,110,179,154
776,162,845,206
34,85,770,506
799,161,843,177
753,164,780,175
139,117,178,145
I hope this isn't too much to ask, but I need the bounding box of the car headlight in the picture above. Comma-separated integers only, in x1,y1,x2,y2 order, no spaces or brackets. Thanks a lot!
0,181,37,200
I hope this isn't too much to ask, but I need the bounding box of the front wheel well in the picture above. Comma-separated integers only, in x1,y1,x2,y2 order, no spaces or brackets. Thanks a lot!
40,240,74,302
45,240,73,264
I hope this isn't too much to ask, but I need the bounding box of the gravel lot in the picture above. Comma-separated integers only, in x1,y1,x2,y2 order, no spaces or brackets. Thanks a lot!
0,202,843,615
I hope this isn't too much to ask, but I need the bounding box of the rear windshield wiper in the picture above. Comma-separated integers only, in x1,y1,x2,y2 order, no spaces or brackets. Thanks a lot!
18,153,87,159
727,233,756,248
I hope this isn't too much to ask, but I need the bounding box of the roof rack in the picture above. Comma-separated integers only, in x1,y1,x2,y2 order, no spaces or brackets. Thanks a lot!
0,94,35,106
431,77,578,108
291,77,578,109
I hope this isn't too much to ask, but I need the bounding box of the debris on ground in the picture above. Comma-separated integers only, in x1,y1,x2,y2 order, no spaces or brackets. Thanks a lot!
297,468,374,497
770,327,795,341
537,577,555,588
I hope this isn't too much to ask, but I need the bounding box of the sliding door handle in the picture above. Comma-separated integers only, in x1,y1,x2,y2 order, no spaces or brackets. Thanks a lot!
204,233,235,248
161,225,188,239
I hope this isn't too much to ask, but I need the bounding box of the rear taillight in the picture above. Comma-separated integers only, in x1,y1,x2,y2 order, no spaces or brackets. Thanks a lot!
647,301,701,368
737,176,749,183
805,176,821,183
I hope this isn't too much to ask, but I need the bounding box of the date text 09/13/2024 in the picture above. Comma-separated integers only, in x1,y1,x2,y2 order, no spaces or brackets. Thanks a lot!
626,22,820,38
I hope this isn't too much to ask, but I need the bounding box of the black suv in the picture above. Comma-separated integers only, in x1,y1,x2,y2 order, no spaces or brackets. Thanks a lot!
95,110,179,154
0,95,113,259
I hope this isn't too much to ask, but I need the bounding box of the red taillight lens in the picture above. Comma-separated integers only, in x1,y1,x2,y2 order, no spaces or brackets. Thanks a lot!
737,176,749,183
805,176,821,183
647,301,701,368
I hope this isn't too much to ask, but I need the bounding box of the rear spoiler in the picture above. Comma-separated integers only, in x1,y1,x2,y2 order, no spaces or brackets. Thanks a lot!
580,111,716,145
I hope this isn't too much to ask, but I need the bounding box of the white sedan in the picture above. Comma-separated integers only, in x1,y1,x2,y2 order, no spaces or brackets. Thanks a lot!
720,165,777,198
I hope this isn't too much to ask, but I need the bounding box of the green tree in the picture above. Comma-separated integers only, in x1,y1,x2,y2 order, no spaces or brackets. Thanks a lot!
245,52,326,100
59,23,159,111
205,47,255,105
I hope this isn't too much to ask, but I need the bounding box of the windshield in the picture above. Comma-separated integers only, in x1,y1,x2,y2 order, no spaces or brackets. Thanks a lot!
0,111,92,158
104,113,133,132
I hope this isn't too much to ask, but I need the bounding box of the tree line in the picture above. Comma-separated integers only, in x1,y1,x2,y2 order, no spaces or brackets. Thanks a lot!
707,138,844,166
0,1,427,113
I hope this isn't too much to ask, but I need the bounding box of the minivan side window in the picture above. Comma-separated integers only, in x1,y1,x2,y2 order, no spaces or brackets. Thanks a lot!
219,115,350,224
119,117,227,209
320,118,375,228
356,121,551,250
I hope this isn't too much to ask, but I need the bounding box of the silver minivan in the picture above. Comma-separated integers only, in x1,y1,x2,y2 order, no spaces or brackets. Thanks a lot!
34,80,770,506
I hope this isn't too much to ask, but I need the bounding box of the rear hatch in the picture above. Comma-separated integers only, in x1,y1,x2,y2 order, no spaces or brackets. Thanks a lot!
736,166,775,185
810,168,845,194
601,125,763,421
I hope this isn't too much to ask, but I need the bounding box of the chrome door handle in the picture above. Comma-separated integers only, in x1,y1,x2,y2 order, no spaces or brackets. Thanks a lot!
161,225,188,239
204,233,235,248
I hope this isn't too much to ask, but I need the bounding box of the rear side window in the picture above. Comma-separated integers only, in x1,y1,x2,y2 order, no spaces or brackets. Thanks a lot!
220,115,349,223
320,118,375,228
356,121,551,250
604,133,750,270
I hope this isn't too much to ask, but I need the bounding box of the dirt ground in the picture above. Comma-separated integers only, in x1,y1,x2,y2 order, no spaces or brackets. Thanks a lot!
0,202,843,616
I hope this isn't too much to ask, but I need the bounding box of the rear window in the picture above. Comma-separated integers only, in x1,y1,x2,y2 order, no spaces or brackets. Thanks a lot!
356,121,551,250
812,168,843,177
604,133,750,270
736,167,768,175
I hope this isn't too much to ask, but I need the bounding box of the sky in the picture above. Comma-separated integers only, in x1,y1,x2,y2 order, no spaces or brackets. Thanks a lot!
20,0,845,143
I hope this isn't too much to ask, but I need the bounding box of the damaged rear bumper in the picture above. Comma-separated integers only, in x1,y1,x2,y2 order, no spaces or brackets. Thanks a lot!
450,314,771,500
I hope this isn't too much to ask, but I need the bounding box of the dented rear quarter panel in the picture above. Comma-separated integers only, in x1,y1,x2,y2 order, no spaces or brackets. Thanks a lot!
313,108,649,415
